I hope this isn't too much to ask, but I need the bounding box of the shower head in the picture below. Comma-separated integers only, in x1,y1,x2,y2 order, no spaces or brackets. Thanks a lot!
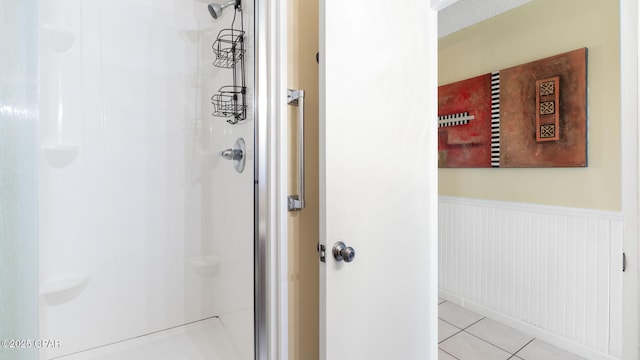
208,0,239,19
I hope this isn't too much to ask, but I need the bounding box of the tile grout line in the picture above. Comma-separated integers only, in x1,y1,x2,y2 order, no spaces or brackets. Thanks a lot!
461,317,486,331
437,316,464,344
438,327,464,345
508,338,535,359
438,317,465,330
461,328,519,357
438,347,462,360
437,305,485,331
441,315,532,358
439,304,539,359
438,309,487,345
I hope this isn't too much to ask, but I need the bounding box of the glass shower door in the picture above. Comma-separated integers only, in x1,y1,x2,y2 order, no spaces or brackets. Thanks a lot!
0,1,40,360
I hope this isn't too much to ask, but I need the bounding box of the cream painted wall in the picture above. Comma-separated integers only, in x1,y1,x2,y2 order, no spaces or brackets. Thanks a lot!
439,0,621,211
287,0,320,358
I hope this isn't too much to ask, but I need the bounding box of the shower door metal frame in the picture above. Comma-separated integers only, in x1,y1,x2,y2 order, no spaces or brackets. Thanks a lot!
254,0,289,359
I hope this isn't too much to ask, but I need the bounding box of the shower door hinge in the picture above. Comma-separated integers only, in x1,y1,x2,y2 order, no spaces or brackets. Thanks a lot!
288,195,303,211
623,252,626,272
317,243,326,263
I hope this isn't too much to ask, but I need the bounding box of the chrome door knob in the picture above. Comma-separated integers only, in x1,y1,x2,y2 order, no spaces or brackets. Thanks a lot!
332,241,356,263
342,246,355,263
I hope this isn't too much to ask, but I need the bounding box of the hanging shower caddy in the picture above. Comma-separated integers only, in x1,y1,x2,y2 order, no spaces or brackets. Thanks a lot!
211,2,246,125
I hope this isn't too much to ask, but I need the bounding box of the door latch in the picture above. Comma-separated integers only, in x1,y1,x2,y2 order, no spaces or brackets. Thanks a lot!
317,243,326,263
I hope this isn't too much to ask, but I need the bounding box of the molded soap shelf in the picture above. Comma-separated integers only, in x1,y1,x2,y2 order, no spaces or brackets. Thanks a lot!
41,143,79,168
40,274,90,306
189,255,222,277
41,24,76,53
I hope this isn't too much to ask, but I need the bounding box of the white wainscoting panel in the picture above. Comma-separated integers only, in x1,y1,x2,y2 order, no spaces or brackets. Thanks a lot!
439,196,623,360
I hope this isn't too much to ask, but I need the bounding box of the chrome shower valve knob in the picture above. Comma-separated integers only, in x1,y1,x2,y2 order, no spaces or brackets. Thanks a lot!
220,137,246,173
220,148,243,161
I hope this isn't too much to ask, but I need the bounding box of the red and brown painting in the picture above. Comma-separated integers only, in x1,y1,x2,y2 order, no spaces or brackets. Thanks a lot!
438,48,587,168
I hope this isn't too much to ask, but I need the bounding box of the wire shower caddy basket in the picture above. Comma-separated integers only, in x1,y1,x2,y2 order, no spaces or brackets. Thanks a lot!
211,3,246,124
211,85,246,121
212,29,245,69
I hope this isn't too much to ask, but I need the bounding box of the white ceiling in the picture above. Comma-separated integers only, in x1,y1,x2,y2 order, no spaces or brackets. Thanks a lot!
438,0,534,38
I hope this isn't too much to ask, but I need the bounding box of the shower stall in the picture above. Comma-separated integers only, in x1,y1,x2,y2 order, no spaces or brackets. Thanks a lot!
34,0,262,358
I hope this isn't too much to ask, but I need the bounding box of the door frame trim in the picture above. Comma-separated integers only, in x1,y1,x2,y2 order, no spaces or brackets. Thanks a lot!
620,0,639,358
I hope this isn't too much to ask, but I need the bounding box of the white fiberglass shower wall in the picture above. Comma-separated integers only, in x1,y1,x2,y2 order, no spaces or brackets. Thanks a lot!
38,0,254,359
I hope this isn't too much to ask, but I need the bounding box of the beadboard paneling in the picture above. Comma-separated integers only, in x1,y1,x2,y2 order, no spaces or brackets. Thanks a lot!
439,196,623,359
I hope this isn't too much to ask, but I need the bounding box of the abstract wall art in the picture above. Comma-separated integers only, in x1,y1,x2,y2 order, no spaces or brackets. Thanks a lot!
438,48,587,168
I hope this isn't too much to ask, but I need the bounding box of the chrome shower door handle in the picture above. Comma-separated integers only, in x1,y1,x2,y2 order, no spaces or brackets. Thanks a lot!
288,89,305,211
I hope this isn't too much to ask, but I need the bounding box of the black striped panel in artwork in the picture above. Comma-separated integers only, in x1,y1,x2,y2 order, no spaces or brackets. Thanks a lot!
438,112,474,128
491,71,501,167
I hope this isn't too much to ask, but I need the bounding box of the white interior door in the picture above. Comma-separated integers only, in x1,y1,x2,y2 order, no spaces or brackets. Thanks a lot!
318,1,439,359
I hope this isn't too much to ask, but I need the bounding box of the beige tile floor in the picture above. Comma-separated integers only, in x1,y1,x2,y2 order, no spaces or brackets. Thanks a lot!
438,299,587,360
